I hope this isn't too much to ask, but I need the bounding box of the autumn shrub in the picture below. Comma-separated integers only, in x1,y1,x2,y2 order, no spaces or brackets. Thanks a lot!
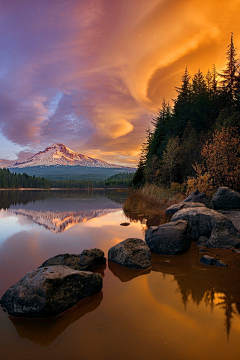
187,127,240,195
201,127,240,191
170,182,186,193
186,164,215,197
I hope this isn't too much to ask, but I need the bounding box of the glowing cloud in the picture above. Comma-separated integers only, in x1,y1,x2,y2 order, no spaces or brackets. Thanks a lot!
0,0,240,165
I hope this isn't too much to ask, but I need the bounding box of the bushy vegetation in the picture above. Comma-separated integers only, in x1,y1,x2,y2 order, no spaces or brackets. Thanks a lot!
123,184,184,226
133,34,240,193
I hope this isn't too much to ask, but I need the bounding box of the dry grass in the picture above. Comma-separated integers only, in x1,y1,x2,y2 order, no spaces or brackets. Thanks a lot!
123,184,184,226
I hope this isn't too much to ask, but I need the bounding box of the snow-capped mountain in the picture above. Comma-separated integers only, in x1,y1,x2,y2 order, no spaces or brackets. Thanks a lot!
10,143,130,169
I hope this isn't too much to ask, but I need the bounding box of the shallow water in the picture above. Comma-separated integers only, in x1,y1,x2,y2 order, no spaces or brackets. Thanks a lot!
1,190,240,360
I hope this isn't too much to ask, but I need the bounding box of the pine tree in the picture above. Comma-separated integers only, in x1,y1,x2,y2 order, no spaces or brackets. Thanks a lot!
220,33,240,106
175,66,191,98
211,64,218,94
173,67,192,135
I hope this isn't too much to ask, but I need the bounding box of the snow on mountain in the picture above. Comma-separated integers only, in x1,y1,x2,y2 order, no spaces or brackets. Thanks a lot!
10,143,130,169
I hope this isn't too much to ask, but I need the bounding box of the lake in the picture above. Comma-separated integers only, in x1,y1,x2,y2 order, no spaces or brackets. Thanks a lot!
1,189,240,360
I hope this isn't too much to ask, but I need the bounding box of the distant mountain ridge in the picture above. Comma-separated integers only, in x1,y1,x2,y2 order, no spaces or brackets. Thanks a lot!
10,143,133,169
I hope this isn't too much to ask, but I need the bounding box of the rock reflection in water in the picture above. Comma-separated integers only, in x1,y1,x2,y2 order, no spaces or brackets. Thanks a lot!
151,243,240,338
9,292,103,346
124,210,172,229
108,261,151,282
93,264,106,277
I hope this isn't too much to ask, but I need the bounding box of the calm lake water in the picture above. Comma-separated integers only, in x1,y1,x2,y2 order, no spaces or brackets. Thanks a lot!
1,190,240,360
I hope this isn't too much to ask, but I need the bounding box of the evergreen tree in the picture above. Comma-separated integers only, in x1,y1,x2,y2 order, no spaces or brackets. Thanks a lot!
220,33,240,106
173,67,192,135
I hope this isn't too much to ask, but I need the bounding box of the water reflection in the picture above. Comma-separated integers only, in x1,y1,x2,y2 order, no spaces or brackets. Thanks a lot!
150,244,240,338
1,190,240,358
108,261,151,282
124,210,172,229
0,189,128,210
0,189,129,233
10,208,119,233
9,292,103,346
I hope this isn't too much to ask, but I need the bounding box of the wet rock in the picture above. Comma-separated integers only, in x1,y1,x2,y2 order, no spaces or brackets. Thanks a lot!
108,238,151,269
196,236,209,247
182,190,213,208
212,187,240,210
199,255,228,267
206,219,240,249
79,249,106,271
165,202,206,215
232,248,240,254
39,248,106,271
145,220,191,255
40,254,81,270
199,249,209,253
171,207,239,246
0,266,103,318
120,222,130,226
9,292,103,346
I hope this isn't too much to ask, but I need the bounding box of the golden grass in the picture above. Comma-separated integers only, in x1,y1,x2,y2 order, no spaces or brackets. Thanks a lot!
123,184,184,226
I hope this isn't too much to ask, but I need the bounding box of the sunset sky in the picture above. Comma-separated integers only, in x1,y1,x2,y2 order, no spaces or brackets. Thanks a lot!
1,0,240,167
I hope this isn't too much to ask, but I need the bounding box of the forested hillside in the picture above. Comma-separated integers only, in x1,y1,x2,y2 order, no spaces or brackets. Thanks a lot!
133,34,240,192
0,168,133,189
0,168,51,188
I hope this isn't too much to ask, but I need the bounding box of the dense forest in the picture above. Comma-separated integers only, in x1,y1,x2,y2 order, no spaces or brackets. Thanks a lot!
0,168,51,188
133,34,240,193
0,168,133,189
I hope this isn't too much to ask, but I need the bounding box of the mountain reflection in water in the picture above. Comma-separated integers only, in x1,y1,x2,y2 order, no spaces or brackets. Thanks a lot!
10,208,119,233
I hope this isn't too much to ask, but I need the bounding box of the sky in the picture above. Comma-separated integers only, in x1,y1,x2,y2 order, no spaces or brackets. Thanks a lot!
0,0,240,167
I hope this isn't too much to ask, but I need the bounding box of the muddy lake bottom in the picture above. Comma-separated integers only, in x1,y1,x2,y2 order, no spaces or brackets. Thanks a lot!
1,190,240,360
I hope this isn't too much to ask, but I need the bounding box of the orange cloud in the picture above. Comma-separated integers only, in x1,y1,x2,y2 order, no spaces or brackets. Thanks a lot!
1,0,240,165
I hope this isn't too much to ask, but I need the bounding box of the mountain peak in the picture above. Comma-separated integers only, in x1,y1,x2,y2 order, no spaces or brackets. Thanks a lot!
10,143,132,169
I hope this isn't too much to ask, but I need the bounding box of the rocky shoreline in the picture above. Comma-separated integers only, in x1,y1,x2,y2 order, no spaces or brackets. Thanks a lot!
1,186,240,318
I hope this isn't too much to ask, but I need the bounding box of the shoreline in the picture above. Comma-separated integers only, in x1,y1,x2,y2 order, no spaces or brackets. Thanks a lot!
0,187,129,191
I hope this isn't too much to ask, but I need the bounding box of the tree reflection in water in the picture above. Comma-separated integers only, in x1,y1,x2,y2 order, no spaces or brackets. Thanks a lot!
0,189,128,210
151,244,240,339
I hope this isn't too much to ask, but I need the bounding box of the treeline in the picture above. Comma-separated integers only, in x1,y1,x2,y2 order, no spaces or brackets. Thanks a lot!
105,172,134,186
133,34,240,192
0,168,51,188
0,168,133,189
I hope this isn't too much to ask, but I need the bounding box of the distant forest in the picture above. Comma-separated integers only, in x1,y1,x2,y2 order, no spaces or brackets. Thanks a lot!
0,168,134,189
133,34,240,192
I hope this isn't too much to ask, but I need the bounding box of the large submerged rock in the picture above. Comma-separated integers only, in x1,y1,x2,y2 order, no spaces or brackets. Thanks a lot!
171,207,228,239
145,220,191,255
171,207,240,248
206,219,240,248
0,266,103,318
108,238,151,269
199,255,228,267
39,248,106,271
212,187,240,210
